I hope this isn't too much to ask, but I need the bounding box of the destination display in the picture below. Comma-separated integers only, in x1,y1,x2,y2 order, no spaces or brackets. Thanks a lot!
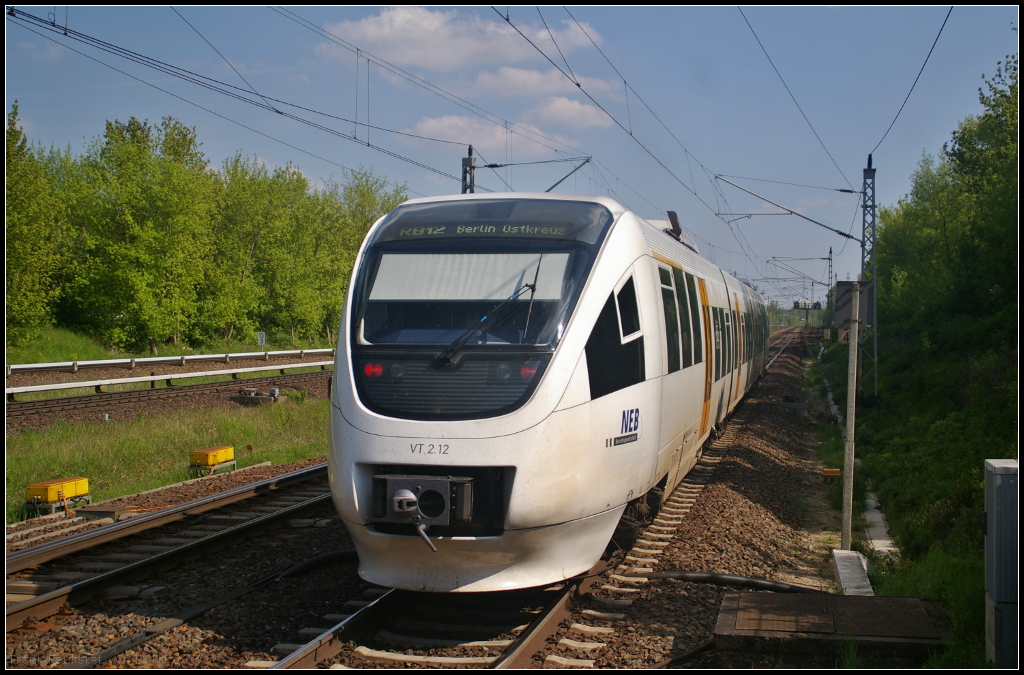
369,198,614,246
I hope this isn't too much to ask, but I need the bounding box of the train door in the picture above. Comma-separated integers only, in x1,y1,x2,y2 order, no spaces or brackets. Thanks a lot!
722,309,734,415
697,278,713,437
733,292,743,402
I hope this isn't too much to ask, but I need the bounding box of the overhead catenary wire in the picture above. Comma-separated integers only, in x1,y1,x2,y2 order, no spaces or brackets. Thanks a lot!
536,6,577,85
268,6,651,202
737,6,854,190
717,174,859,194
4,20,445,197
170,6,280,114
494,8,726,220
870,6,953,155
558,6,787,290
269,6,582,159
6,8,501,192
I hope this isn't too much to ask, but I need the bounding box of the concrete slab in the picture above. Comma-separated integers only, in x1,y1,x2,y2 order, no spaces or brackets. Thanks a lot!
832,549,874,596
715,592,951,667
864,493,899,557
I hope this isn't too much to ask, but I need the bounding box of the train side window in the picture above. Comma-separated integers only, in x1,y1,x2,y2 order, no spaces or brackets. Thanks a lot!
616,277,641,338
586,292,646,399
658,266,681,374
685,273,702,364
672,268,693,369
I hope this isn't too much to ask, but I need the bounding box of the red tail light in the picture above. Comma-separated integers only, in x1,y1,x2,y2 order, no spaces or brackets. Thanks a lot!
520,364,537,378
364,363,384,377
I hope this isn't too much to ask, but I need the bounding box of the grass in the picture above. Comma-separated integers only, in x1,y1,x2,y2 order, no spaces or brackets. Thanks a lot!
815,338,1017,668
6,327,117,364
870,541,990,668
6,398,331,523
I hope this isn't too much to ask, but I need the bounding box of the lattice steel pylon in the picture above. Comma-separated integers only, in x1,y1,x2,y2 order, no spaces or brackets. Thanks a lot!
860,155,878,399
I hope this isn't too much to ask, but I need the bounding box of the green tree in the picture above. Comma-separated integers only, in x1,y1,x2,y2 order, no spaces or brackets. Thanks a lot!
853,56,1017,664
63,117,218,352
5,103,69,344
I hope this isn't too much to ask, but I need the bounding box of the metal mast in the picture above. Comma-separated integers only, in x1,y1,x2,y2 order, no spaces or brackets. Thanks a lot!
461,145,476,194
860,155,878,399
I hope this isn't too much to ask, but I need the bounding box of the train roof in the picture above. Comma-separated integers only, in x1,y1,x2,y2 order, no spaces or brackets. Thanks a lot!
399,192,628,219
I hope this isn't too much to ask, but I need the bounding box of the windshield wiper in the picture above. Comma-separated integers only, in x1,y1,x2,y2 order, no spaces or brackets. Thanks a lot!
434,283,535,367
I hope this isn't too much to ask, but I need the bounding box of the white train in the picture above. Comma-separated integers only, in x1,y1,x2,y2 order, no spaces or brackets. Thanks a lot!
329,193,769,592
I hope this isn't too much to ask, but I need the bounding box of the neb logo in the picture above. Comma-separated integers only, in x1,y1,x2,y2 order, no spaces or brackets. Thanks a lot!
621,408,640,434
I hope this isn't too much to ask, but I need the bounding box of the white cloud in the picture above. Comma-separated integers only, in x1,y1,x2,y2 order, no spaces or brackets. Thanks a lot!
317,7,595,72
402,115,576,159
795,197,831,212
18,40,62,63
524,97,612,130
756,201,790,214
469,67,619,99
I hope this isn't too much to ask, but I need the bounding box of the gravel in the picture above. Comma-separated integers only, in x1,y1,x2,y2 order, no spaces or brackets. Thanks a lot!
7,334,838,669
6,502,367,669
535,334,840,668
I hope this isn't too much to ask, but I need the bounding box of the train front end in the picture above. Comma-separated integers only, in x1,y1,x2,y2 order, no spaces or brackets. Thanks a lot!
329,195,625,592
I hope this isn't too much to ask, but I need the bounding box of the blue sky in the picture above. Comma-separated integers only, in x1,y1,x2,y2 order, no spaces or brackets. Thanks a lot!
6,6,1018,304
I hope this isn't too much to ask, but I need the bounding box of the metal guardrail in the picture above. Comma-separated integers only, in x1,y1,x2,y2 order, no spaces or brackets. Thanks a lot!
6,361,334,395
6,348,336,376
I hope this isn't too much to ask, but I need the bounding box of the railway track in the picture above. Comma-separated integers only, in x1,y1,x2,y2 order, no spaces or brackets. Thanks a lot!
5,369,330,418
7,328,832,668
265,578,594,669
6,464,330,632
253,419,739,670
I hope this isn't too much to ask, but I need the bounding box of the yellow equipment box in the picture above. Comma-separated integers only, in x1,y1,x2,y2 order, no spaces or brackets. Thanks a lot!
190,446,235,466
26,477,89,503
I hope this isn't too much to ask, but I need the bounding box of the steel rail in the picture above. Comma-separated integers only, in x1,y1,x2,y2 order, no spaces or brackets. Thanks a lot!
6,488,331,632
491,572,599,669
6,464,327,574
766,327,803,370
270,590,401,669
6,349,336,375
270,564,601,669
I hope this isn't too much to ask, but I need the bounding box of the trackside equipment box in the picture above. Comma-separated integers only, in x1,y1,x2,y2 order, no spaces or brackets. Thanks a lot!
190,446,235,466
26,477,89,503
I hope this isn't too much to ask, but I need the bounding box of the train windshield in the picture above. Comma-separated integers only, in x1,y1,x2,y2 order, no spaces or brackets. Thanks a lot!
360,251,577,347
348,198,614,420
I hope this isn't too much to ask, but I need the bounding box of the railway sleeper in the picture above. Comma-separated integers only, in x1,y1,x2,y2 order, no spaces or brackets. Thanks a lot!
351,646,497,666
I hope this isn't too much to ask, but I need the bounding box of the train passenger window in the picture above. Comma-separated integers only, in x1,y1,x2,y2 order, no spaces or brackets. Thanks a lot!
616,277,641,338
672,268,693,369
586,291,646,399
685,273,702,365
658,266,681,374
